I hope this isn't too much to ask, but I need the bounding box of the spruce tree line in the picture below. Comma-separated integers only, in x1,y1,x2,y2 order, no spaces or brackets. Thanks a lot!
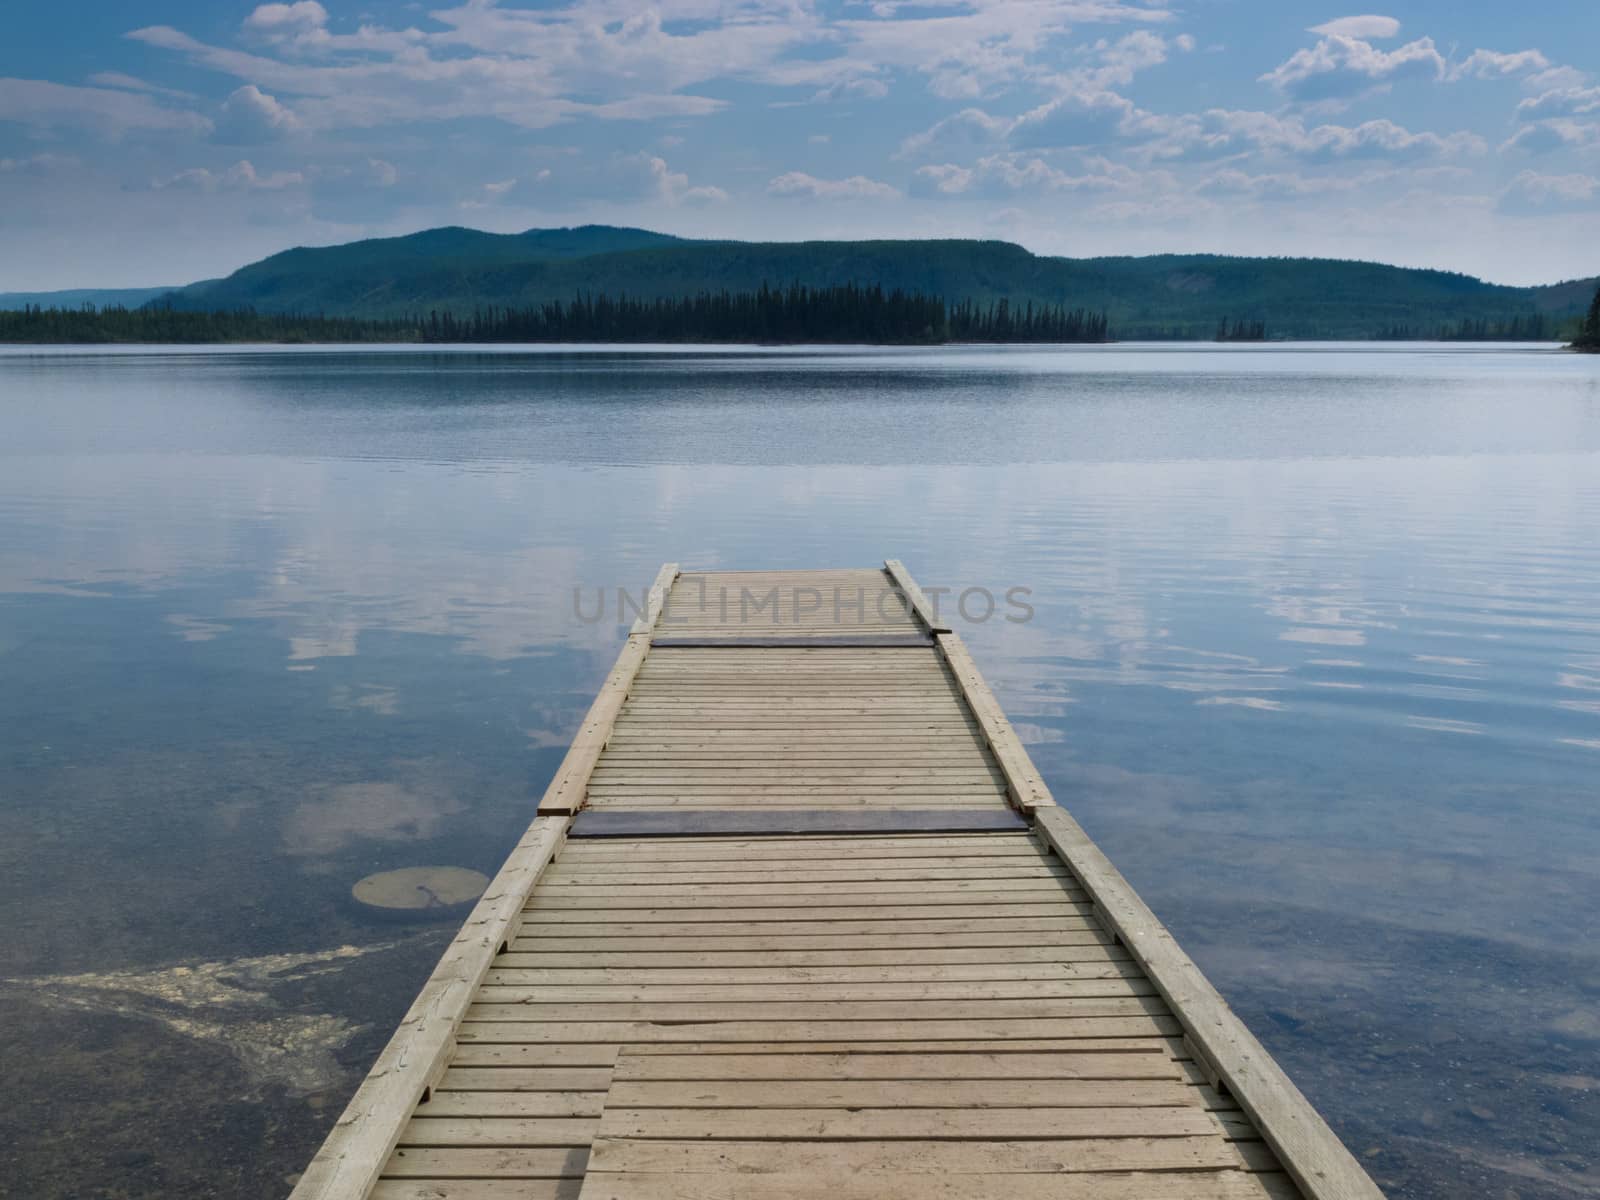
1378,313,1555,341
1215,317,1267,341
944,298,1108,342
0,284,1113,346
1573,283,1600,352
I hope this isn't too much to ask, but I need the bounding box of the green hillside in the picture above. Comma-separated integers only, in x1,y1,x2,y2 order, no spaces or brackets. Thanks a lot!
145,225,1597,339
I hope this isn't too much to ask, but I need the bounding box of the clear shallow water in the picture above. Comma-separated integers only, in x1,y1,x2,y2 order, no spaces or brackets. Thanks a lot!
1,342,1598,1197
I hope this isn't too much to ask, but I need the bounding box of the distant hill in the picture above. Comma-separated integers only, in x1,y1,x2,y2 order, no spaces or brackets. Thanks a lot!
0,286,185,310
69,224,1600,338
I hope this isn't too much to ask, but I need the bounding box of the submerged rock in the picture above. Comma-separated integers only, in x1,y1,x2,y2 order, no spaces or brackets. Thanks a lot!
351,866,488,917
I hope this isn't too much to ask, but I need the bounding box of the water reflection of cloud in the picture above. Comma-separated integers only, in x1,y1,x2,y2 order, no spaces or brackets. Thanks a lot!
284,778,462,857
1281,627,1367,646
329,684,399,716
1405,716,1485,736
165,614,230,642
1196,696,1284,711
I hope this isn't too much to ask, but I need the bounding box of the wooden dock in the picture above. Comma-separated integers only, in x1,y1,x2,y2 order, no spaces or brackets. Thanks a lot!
290,563,1384,1200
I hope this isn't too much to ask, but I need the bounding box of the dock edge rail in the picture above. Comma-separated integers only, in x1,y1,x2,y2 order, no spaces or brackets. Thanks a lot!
285,813,569,1200
1034,806,1385,1200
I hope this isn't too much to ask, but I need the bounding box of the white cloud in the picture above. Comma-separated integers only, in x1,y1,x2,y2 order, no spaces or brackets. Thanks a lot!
0,76,210,137
1299,118,1484,161
214,85,302,144
1143,108,1483,163
121,0,1185,141
1523,66,1590,94
912,153,1168,199
0,152,81,173
1517,86,1600,120
912,163,975,195
767,172,899,200
837,0,1173,100
896,107,1013,158
509,152,727,207
1011,90,1141,148
1073,31,1172,89
1449,49,1551,81
1308,16,1401,40
85,71,198,101
242,2,330,51
1501,120,1600,154
1193,167,1392,199
1497,170,1599,215
1260,34,1444,102
154,159,306,191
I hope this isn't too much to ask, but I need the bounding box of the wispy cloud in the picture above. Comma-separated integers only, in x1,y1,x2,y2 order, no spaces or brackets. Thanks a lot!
1260,32,1444,102
0,76,212,136
767,172,899,200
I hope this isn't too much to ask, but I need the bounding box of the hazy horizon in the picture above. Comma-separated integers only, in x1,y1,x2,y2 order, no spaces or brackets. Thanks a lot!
5,220,1599,302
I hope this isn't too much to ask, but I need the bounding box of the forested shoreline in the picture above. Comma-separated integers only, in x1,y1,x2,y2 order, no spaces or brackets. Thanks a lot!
2,279,1590,346
0,284,1109,346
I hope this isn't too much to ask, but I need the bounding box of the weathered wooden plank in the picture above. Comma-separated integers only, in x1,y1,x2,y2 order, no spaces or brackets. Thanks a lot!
611,1050,1178,1081
935,630,1056,810
398,1117,599,1147
449,1045,622,1069
523,901,1090,922
512,917,1102,938
567,809,1025,838
586,801,1016,812
473,979,1155,1003
417,1092,604,1117
463,997,1166,1022
509,931,1116,952
595,1105,1218,1140
606,1078,1195,1108
615,1038,1174,1057
485,961,1137,985
513,921,1102,942
372,1181,580,1200
583,1135,1261,1177
557,836,1043,860
435,1068,614,1092
628,562,681,636
1033,806,1380,1200
579,1166,1290,1200
532,890,1084,909
492,945,1129,968
550,853,1058,873
539,633,653,816
650,636,933,647
883,557,952,633
539,868,1076,888
380,1146,588,1178
286,816,568,1200
453,1017,1183,1044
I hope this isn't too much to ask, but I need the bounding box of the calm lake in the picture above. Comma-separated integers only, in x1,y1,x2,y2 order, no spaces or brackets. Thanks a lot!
1,343,1597,1198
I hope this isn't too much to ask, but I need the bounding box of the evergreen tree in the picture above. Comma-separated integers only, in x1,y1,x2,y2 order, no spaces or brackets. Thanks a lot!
1576,283,1600,351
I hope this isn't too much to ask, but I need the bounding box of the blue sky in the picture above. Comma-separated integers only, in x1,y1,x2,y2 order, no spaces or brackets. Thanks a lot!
2,0,1598,289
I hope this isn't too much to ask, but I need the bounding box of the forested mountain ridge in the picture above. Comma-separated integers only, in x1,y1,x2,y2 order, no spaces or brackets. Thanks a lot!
27,224,1599,340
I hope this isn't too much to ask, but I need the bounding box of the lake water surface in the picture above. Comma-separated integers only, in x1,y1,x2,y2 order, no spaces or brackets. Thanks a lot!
1,343,1598,1198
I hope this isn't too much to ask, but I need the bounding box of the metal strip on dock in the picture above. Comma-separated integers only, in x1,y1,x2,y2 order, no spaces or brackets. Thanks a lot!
289,561,1384,1200
568,807,1030,838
